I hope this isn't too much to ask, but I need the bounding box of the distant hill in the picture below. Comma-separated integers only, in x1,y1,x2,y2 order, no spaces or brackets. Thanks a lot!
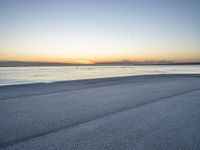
0,60,200,67
0,61,74,67
95,61,200,66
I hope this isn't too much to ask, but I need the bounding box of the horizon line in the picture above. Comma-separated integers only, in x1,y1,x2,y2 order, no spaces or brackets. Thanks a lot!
1,60,200,67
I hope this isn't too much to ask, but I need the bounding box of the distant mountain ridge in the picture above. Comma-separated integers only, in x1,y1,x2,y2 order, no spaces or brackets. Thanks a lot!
0,61,73,67
0,60,200,67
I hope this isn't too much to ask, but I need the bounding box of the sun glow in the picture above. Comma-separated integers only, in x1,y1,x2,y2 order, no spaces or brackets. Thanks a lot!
74,59,95,64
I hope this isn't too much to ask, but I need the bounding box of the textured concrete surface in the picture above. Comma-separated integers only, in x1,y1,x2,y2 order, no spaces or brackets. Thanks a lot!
0,74,200,150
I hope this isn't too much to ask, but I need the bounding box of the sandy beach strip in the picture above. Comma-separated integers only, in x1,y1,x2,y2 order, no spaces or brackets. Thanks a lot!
0,74,200,150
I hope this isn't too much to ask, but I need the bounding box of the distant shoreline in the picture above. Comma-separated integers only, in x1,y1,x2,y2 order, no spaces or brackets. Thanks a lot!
0,61,200,67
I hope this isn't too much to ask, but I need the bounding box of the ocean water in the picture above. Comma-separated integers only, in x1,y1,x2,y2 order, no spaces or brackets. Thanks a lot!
0,65,200,86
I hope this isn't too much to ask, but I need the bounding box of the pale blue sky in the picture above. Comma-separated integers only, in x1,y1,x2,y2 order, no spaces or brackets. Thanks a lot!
0,0,200,63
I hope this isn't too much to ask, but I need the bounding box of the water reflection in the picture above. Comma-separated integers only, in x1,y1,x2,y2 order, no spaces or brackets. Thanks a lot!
0,65,200,85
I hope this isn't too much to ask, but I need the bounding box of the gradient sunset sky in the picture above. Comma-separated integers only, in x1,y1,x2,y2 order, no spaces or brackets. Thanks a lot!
0,0,200,64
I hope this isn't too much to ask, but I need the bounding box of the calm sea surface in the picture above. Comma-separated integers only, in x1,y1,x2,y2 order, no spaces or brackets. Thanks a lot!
0,65,200,86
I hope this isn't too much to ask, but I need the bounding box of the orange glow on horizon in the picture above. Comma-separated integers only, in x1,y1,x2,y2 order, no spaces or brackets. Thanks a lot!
1,50,200,64
1,55,200,65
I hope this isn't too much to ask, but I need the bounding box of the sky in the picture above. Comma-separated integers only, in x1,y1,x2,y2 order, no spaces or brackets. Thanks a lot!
0,0,200,64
